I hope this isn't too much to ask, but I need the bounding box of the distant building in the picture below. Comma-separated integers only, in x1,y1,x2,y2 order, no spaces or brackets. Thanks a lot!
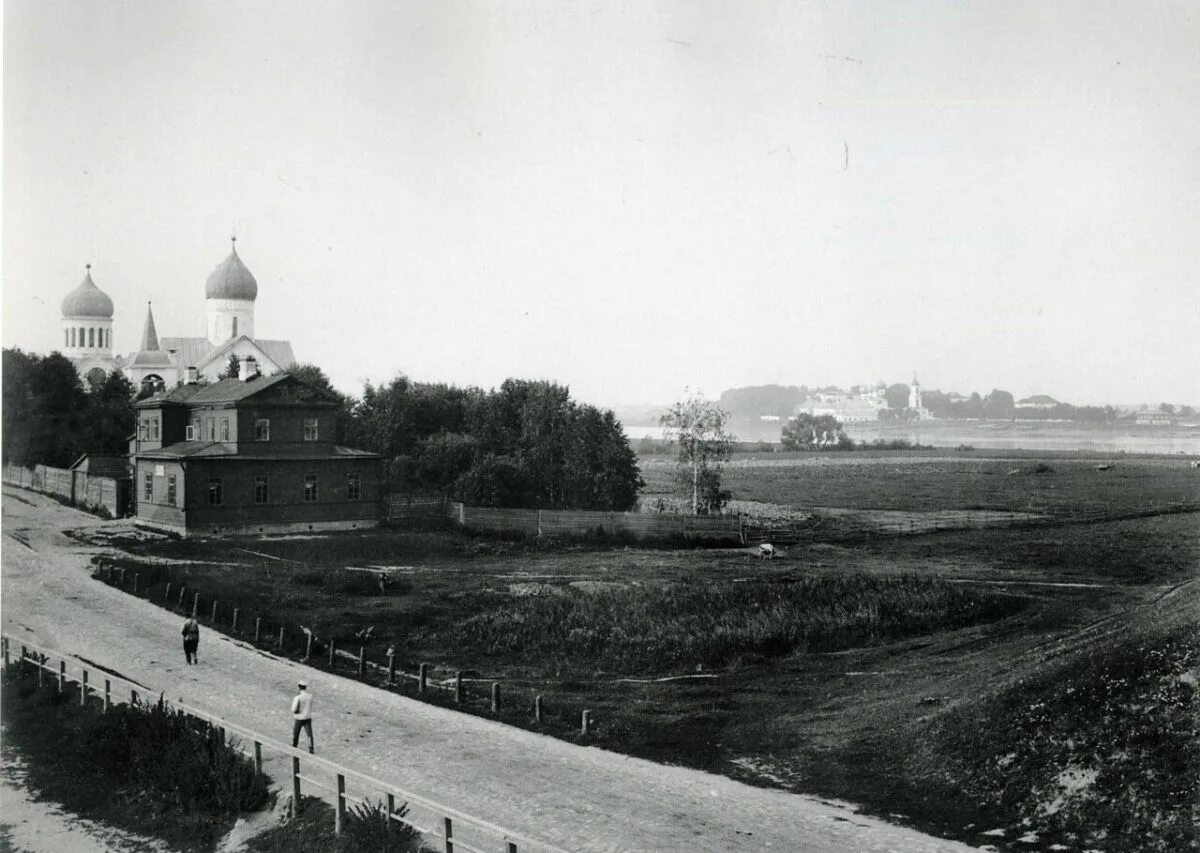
131,365,383,537
58,239,295,389
1017,395,1060,409
794,384,888,423
907,374,932,420
1135,411,1174,426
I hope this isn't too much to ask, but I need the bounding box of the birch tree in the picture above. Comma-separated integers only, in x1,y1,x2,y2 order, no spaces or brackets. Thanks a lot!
659,392,734,515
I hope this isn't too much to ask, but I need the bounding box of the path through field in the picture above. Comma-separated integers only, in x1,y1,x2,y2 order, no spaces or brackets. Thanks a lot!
0,487,971,852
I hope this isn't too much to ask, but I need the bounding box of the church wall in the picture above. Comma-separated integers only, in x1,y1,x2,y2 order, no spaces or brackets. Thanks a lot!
206,298,255,346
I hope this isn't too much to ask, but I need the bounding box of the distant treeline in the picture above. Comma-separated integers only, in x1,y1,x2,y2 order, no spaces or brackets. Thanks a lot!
714,383,1193,424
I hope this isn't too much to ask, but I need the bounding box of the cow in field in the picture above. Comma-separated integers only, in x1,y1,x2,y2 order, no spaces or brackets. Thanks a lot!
1191,460,1200,469
758,543,776,560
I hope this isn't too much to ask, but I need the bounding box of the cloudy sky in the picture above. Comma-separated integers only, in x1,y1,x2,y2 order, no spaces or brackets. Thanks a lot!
4,1,1198,409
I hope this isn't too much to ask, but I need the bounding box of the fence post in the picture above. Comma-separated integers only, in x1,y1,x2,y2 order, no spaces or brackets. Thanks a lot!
255,617,262,643
192,592,200,617
444,817,455,853
387,651,396,685
537,509,543,539
306,632,313,660
491,682,501,714
357,646,365,677
133,573,139,594
58,660,66,693
455,672,463,704
81,670,89,707
535,694,543,724
328,640,336,669
232,608,240,634
2,637,8,670
582,709,591,735
335,773,346,835
278,626,285,649
291,757,302,818
386,793,396,843
104,679,111,712
36,654,44,688
738,513,745,546
119,568,127,586
165,582,172,601
254,741,263,777
178,586,186,609
419,663,428,694
211,600,219,623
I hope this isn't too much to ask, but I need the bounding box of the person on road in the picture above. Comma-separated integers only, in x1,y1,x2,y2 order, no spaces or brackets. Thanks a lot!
181,616,200,664
291,681,314,753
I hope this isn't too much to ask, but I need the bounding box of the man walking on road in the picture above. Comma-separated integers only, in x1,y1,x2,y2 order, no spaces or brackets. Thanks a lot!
291,681,314,753
181,616,200,664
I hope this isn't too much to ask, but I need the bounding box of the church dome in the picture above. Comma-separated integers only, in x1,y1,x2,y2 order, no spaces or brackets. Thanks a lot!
61,266,114,318
205,241,258,301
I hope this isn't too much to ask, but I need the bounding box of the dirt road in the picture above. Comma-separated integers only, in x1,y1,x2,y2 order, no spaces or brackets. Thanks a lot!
1,487,972,852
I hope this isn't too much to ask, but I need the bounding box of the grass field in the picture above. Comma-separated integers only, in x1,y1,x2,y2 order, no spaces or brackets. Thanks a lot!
79,453,1200,852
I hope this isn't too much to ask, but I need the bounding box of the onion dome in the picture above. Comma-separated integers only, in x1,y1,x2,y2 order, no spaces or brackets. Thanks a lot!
61,265,114,318
205,238,258,301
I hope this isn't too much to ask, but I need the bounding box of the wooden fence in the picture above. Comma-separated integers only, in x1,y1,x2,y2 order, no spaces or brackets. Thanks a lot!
3,464,128,518
1,633,566,853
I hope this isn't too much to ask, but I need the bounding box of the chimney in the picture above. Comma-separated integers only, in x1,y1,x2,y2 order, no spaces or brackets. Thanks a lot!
239,356,258,382
186,366,199,384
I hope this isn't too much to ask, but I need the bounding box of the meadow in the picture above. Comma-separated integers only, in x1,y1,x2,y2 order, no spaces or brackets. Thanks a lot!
82,452,1200,852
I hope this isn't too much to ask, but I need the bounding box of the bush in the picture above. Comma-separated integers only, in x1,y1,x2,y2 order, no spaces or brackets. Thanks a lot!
1,663,269,848
339,799,422,852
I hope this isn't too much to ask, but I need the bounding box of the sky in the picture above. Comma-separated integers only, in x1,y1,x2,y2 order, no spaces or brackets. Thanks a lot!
4,1,1199,410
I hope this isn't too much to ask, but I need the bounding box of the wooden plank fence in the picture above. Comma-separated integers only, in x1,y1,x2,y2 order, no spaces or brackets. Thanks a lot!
3,464,126,517
1,633,566,853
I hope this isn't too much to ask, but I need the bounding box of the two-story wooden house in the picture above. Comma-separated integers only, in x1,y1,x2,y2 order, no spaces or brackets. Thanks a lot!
131,362,384,536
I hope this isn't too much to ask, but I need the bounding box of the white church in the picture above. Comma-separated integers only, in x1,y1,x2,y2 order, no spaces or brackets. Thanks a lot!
59,239,295,389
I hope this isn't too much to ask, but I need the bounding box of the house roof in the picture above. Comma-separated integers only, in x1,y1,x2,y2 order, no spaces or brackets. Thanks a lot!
135,373,339,409
69,453,132,477
1017,395,1059,405
157,336,296,374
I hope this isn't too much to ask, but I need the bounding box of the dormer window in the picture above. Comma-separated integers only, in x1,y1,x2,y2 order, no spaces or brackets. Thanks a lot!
255,419,270,441
303,418,319,441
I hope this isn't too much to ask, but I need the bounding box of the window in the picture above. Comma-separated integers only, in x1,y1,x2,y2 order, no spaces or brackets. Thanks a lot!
88,328,95,348
303,418,319,441
186,425,197,441
255,419,270,441
206,418,215,441
151,419,160,440
138,419,147,440
70,328,76,347
346,473,361,501
303,474,318,503
167,475,177,506
220,419,230,441
232,317,238,337
254,476,269,504
207,478,223,506
143,472,153,502
65,330,69,347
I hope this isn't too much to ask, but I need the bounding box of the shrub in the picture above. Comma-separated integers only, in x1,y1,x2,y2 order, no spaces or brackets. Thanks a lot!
338,799,422,852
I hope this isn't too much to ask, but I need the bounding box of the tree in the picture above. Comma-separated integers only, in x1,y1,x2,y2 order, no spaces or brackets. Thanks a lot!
983,389,1015,420
217,354,241,380
885,383,911,409
660,392,734,515
782,413,848,449
85,370,136,454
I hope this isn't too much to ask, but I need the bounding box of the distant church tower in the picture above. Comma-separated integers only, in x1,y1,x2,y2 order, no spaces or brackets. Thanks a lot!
908,373,923,410
60,264,118,385
205,237,257,345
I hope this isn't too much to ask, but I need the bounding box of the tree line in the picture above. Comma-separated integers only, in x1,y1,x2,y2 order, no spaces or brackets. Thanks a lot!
1,349,643,512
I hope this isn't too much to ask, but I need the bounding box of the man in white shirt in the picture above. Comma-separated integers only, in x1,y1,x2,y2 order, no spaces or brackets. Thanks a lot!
291,681,314,753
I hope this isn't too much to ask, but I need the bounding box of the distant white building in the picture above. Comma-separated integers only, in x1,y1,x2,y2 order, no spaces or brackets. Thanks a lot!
1135,411,1174,426
907,374,932,420
794,384,888,423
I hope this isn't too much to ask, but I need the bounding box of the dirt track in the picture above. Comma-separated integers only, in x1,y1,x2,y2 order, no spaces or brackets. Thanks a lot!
0,487,973,852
